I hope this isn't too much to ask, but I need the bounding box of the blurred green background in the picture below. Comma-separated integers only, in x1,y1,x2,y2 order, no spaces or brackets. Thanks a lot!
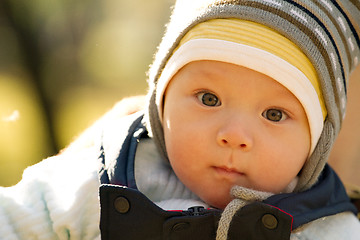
0,0,175,186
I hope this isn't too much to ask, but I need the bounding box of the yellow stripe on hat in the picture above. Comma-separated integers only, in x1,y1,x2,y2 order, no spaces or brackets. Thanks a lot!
177,18,327,119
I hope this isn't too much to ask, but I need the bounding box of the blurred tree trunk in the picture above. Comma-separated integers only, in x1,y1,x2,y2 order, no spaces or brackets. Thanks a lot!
1,1,58,154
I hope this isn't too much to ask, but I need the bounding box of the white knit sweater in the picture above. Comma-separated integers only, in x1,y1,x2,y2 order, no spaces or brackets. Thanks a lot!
0,148,101,240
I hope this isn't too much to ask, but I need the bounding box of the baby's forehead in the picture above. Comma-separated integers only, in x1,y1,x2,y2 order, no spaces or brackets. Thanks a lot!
167,60,299,100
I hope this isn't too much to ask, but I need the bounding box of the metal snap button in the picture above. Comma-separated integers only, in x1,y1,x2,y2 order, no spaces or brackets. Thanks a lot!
114,196,130,214
262,214,278,230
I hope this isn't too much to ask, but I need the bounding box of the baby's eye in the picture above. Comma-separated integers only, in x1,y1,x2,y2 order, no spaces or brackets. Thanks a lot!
262,109,288,122
196,92,221,107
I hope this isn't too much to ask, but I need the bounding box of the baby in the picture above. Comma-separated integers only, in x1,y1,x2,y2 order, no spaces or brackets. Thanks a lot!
1,0,360,239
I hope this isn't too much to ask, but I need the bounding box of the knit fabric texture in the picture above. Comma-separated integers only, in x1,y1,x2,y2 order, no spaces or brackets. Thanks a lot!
216,186,273,240
146,0,360,191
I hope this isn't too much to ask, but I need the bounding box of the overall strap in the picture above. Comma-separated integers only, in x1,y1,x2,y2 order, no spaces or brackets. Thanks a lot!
99,185,292,240
98,112,147,188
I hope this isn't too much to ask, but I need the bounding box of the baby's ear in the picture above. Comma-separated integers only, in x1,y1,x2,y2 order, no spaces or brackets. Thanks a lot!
345,183,360,219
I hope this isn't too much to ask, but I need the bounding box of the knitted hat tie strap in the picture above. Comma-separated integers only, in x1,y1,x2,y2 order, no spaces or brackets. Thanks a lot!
216,186,274,240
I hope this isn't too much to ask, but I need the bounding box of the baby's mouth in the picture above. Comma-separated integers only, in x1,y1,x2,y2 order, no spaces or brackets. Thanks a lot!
213,166,245,179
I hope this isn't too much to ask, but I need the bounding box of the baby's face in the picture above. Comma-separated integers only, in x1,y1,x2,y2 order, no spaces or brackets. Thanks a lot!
162,60,310,209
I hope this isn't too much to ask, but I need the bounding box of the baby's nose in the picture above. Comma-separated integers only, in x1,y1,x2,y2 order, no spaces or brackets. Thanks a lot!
216,117,253,150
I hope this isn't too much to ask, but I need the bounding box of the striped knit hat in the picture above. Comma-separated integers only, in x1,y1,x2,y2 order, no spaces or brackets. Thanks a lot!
146,0,360,192
155,18,327,156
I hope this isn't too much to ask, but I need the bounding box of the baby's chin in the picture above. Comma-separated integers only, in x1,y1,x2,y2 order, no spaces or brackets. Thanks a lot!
201,194,233,210
196,184,252,209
